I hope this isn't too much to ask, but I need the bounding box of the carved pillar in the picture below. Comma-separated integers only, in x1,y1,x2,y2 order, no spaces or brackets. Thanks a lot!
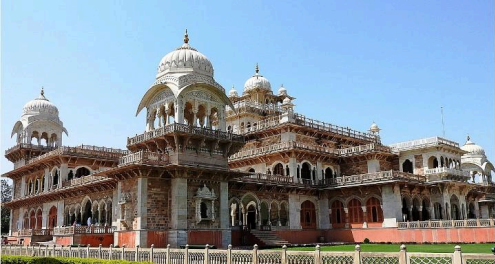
418,206,423,221
344,207,349,228
205,108,211,128
362,206,368,228
192,107,198,127
157,108,162,128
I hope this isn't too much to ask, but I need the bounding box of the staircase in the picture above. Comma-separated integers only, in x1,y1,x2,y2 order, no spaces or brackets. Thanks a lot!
249,230,289,247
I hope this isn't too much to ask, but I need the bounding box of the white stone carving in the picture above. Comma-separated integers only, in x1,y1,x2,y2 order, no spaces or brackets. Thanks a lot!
195,184,217,224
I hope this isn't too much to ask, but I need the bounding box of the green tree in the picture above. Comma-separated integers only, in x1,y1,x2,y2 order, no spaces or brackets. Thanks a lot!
1,179,13,234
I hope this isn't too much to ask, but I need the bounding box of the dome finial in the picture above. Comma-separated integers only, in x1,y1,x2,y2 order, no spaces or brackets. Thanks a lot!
467,134,470,141
41,86,44,96
184,29,189,44
255,63,259,74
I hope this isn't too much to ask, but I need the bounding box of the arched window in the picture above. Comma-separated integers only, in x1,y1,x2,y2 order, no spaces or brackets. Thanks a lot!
301,162,311,180
75,167,91,178
402,159,413,173
434,202,443,220
68,170,74,181
331,200,345,225
29,211,36,229
200,202,208,218
273,163,284,176
300,201,316,229
325,168,333,179
428,156,439,169
48,206,57,228
366,197,383,223
348,199,363,223
285,165,290,177
53,170,59,187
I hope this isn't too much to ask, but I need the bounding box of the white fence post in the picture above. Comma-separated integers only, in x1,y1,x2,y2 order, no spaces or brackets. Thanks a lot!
185,244,189,264
136,245,140,261
69,245,72,257
353,244,361,264
166,244,171,264
205,244,210,264
315,245,321,264
453,245,462,264
253,244,259,264
281,245,287,264
86,244,90,258
53,244,56,256
109,244,113,260
121,245,125,260
399,244,408,264
227,244,232,264
150,244,154,263
78,245,81,258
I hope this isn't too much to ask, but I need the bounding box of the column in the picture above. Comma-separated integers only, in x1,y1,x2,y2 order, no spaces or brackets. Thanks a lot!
220,182,230,248
343,207,349,228
318,198,330,229
288,194,301,229
316,161,323,181
288,157,297,180
20,176,26,198
60,164,68,182
9,209,13,236
381,185,402,227
169,177,188,247
192,107,198,127
362,206,368,228
174,99,184,124
418,206,423,221
136,177,148,247
44,168,49,192
57,201,64,228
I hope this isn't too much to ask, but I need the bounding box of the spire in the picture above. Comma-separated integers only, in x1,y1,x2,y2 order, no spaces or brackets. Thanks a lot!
40,86,44,97
184,29,189,44
467,135,470,141
255,63,259,74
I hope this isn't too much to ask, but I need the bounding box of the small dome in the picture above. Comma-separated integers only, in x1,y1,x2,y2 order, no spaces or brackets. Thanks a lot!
278,84,287,96
461,136,485,156
23,88,59,116
244,64,271,93
370,122,380,133
283,97,291,104
156,30,214,78
229,86,238,97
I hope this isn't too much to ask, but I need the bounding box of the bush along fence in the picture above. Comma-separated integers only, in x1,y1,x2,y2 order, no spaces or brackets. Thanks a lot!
2,244,494,264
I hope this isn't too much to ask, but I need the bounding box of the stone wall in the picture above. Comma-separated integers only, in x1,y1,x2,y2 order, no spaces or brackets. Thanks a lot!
146,178,170,229
120,178,138,230
340,160,368,176
187,181,221,229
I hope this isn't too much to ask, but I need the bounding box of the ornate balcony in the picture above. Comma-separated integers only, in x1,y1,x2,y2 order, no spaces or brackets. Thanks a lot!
398,219,495,229
389,136,460,152
424,167,470,178
53,226,116,235
27,145,128,165
118,150,170,167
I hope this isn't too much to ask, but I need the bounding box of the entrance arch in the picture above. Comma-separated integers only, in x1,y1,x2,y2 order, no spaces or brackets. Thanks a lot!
300,200,316,229
36,209,42,229
246,203,257,229
301,162,312,181
48,206,57,228
402,159,413,173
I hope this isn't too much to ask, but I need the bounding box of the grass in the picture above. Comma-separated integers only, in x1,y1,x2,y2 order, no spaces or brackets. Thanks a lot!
283,244,494,254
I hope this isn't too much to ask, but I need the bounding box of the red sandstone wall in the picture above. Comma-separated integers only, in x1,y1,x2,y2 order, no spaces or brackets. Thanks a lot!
117,231,136,248
77,234,114,247
231,230,242,247
325,227,495,243
147,231,168,248
274,230,324,244
54,236,72,245
188,230,223,249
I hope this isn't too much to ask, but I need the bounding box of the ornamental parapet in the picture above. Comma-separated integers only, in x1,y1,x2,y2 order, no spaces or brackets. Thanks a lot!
118,150,170,167
127,123,245,146
5,143,55,155
53,226,116,235
27,145,128,165
389,136,461,152
397,219,495,229
229,142,391,161
424,167,470,177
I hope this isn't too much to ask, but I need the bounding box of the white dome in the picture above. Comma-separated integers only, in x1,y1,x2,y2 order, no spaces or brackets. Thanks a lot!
369,122,380,133
244,64,271,93
461,136,485,156
278,85,287,95
23,88,59,116
229,86,238,97
156,30,214,78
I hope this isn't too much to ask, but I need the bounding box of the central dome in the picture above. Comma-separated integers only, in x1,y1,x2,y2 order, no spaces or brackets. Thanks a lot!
23,88,59,116
156,30,214,79
461,136,485,156
244,64,272,93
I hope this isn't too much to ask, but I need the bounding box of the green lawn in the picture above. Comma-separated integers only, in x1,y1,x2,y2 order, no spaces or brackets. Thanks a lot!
283,244,494,254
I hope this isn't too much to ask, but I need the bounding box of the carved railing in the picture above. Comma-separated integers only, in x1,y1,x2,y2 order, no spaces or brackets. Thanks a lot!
61,175,107,188
389,136,460,152
230,142,390,161
398,219,495,229
325,170,425,186
127,123,245,146
53,226,116,235
424,167,470,177
118,150,170,167
239,173,294,184
5,143,55,155
3,244,493,264
227,100,283,114
27,145,128,165
18,229,32,236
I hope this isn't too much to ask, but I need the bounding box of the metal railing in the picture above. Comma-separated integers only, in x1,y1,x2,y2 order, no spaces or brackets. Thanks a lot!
398,218,495,229
3,244,493,264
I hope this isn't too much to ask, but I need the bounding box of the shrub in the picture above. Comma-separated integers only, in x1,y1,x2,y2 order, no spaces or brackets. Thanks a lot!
1,255,152,264
363,238,370,244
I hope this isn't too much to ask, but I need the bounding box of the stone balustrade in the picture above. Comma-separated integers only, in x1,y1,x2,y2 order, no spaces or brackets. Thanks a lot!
398,218,495,229
27,145,128,165
127,123,245,146
227,100,283,113
424,167,470,177
118,150,170,167
61,175,107,188
5,143,55,155
53,226,116,235
230,142,390,161
389,136,460,152
3,244,493,264
240,173,294,184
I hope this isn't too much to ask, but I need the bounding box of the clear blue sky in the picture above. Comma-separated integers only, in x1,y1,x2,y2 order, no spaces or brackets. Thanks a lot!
1,0,494,174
